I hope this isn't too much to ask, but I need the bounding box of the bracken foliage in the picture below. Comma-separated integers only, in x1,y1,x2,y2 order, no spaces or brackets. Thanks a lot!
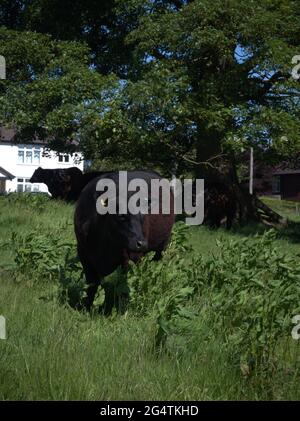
1,201,299,374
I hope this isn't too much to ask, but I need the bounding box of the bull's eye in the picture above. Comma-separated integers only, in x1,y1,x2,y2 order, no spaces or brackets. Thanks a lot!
100,197,109,207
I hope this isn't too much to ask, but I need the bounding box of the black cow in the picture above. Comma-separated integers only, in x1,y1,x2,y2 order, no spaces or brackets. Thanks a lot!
30,167,83,201
30,167,107,202
74,170,175,311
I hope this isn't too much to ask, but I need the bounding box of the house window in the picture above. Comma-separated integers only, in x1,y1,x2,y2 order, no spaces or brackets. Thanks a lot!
58,154,70,163
17,178,39,193
17,146,41,165
272,176,281,194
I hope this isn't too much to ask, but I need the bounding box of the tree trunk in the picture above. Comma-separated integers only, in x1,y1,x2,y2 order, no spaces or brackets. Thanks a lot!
195,138,285,227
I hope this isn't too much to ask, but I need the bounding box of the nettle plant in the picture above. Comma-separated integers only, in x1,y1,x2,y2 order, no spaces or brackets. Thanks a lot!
127,223,196,348
57,248,87,309
7,229,74,282
4,219,299,369
199,230,300,372
3,228,87,308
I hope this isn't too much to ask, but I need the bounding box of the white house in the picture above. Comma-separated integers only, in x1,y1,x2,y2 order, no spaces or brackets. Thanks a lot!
0,127,84,194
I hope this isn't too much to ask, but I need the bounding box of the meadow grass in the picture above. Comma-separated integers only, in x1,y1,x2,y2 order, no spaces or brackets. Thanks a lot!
0,195,299,400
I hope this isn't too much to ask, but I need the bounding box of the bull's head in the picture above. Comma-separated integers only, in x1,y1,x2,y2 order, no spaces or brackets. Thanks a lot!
29,167,45,183
99,194,149,264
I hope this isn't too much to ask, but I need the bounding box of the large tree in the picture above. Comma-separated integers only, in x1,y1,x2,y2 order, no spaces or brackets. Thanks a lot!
0,0,299,222
0,27,118,153
113,0,300,169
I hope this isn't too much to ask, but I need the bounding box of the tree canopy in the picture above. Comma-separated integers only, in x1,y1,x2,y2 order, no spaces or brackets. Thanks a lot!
0,0,299,174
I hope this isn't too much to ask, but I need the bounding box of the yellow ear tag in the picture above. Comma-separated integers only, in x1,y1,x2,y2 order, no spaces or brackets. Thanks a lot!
101,198,108,207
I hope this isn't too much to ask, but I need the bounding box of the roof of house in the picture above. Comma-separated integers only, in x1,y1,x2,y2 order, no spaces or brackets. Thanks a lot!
0,127,15,142
0,166,15,180
0,127,48,145
0,127,80,149
273,169,300,176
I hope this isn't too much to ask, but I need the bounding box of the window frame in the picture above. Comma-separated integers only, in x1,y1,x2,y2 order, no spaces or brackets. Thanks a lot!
16,177,40,193
17,145,41,165
58,153,70,163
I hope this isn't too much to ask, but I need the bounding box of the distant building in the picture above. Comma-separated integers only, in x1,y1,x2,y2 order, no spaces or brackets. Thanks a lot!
251,162,300,201
0,127,84,194
271,169,300,201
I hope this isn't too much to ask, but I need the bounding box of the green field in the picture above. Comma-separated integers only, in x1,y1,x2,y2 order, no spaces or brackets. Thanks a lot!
0,195,299,400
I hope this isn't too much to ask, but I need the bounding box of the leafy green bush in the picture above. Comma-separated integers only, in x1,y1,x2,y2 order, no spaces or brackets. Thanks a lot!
4,219,299,372
56,249,87,308
127,223,195,347
198,230,300,373
3,228,87,307
127,223,192,313
5,230,74,282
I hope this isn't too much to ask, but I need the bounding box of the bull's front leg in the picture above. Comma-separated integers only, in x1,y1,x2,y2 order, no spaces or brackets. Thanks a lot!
102,267,129,315
85,282,100,311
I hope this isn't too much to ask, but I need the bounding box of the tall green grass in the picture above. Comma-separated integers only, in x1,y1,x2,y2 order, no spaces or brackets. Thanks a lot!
0,194,299,400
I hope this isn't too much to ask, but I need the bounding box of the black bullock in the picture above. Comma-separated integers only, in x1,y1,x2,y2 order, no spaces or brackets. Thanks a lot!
74,170,175,310
30,168,107,202
30,167,83,201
